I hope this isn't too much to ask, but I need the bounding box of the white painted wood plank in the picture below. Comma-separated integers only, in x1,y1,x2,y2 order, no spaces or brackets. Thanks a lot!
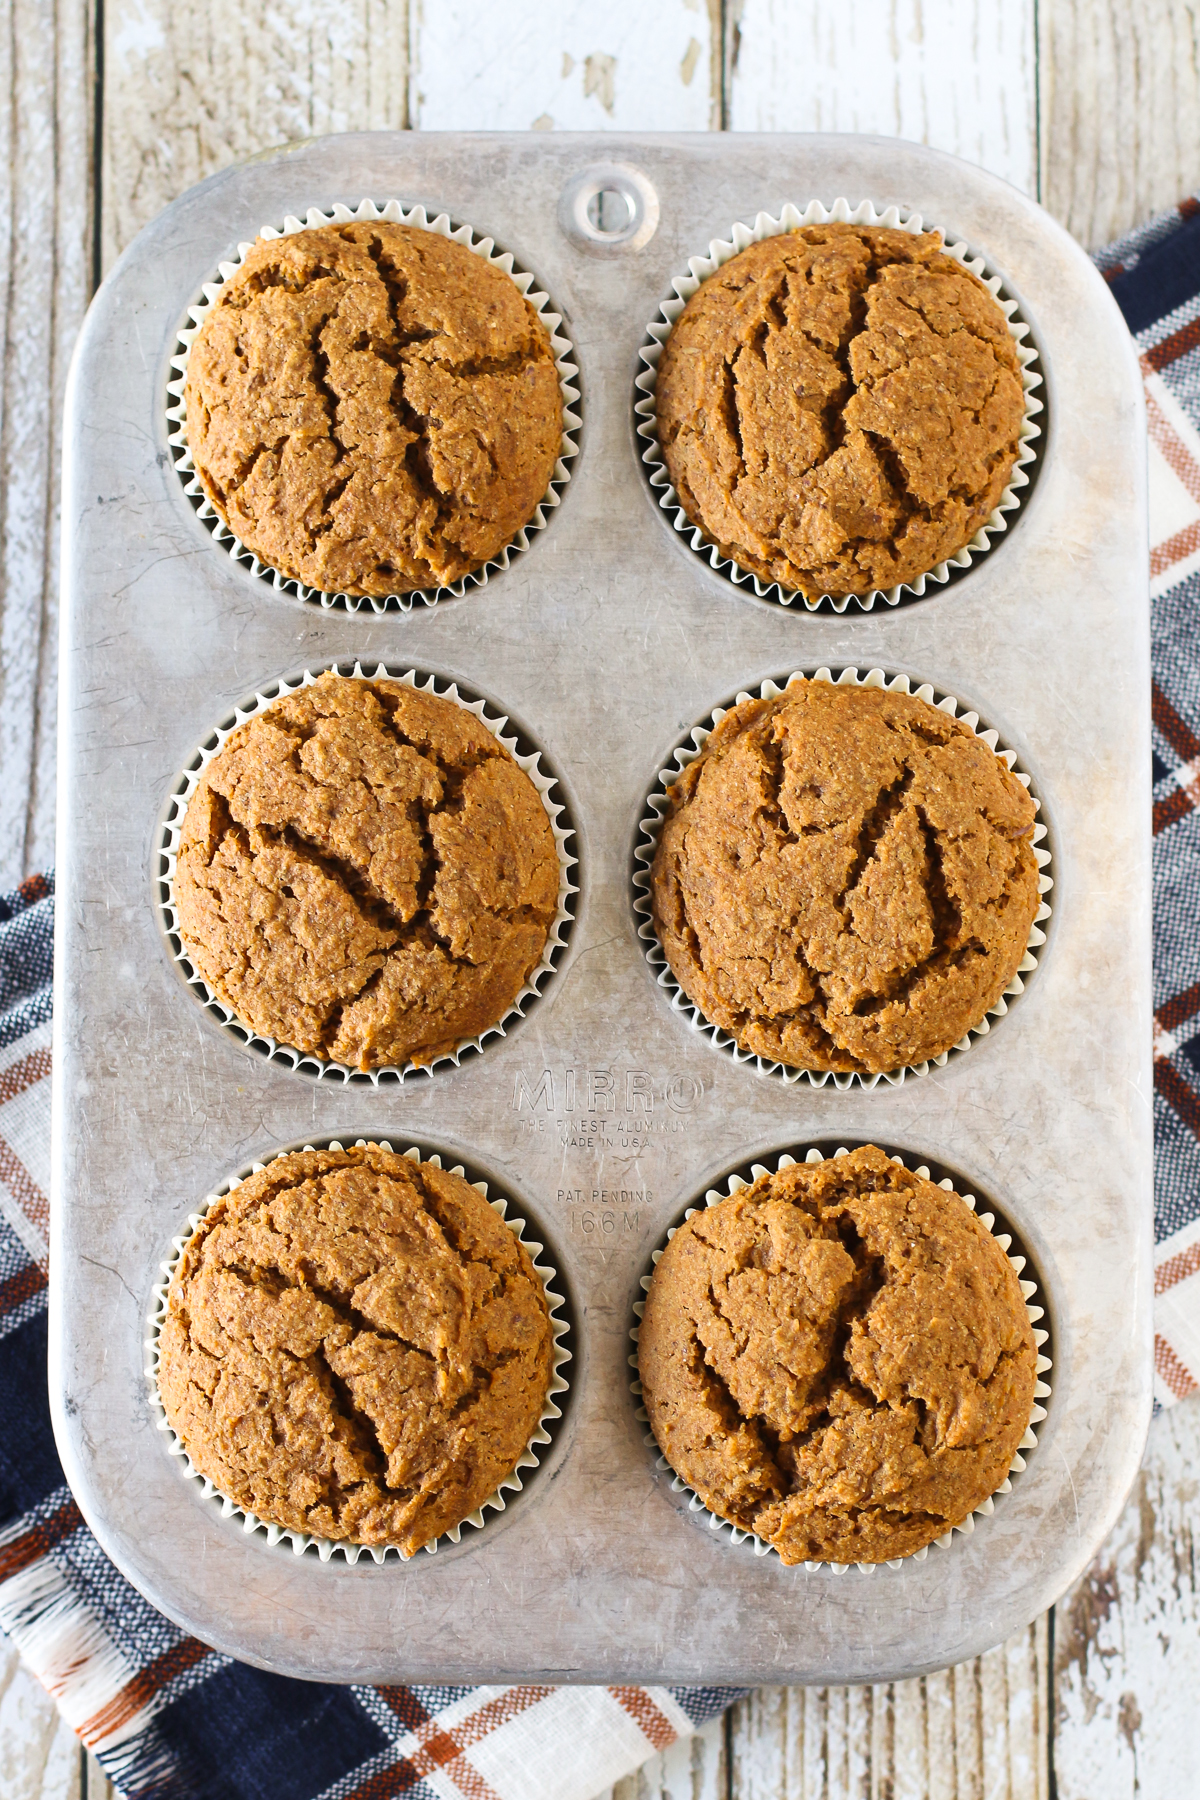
24,0,92,878
663,1712,727,1800
0,0,15,553
83,1753,116,1800
978,1645,1008,1800
951,1662,982,1800
1053,1399,1200,1800
101,0,410,269
892,1675,928,1800
0,0,92,891
606,1712,725,1798
831,1684,859,1800
925,1669,956,1800
0,1632,81,1800
697,1713,729,1800
724,1638,1043,1800
37,1715,83,1800
1039,0,1200,249
728,0,1038,197
411,0,717,133
0,0,57,891
728,1687,782,1799
799,1688,824,1798
870,1686,892,1800
849,1684,873,1798
1005,1617,1048,1800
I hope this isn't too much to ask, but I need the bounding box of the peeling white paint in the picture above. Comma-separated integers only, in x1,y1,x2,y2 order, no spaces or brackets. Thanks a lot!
413,0,714,131
729,0,1038,197
108,0,165,64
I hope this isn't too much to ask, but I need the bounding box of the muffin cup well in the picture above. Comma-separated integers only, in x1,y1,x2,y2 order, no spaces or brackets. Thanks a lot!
628,1145,1053,1574
633,666,1053,1090
634,197,1044,614
156,661,579,1084
145,1138,573,1564
166,197,581,614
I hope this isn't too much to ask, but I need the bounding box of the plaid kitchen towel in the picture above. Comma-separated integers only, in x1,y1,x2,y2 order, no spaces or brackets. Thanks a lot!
1098,194,1200,1405
5,198,1200,1798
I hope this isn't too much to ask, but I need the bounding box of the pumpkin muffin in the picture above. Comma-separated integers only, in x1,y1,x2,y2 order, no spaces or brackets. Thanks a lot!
655,223,1025,598
183,221,563,596
157,1144,554,1554
174,672,560,1070
650,680,1040,1074
638,1146,1038,1565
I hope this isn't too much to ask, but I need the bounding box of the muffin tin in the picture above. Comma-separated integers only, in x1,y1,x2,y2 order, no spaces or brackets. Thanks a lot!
51,131,1152,1686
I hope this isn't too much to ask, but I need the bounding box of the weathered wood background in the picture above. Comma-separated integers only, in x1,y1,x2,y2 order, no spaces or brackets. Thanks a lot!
3,2,1199,1796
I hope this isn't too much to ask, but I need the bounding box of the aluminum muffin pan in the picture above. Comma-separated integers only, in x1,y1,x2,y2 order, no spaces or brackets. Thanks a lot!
52,131,1151,1688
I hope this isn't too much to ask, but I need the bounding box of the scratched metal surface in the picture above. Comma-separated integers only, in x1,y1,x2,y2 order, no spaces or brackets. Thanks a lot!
50,132,1151,1686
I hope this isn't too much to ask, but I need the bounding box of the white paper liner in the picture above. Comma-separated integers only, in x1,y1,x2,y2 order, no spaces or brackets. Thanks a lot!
166,198,581,614
633,666,1053,1089
145,1138,572,1563
156,661,578,1084
629,1145,1052,1573
634,197,1044,614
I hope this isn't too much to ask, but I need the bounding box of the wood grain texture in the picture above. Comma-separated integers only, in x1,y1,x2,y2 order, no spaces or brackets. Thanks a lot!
1053,1400,1200,1799
726,0,1038,196
601,1712,726,1800
0,1632,82,1800
0,0,92,889
101,0,409,269
410,0,719,132
82,1752,115,1799
717,1622,1047,1800
1039,0,1200,249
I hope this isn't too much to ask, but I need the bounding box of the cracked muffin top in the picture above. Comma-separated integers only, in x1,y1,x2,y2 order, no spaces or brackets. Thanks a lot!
655,223,1025,598
173,672,560,1070
156,1144,554,1554
638,1145,1037,1565
182,222,563,597
650,680,1039,1074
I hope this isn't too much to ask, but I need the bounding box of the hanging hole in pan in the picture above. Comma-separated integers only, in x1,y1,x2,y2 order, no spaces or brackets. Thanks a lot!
559,163,659,254
588,188,633,233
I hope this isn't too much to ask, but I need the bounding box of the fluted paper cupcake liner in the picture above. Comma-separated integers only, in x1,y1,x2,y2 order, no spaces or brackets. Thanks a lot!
166,198,581,614
146,1138,572,1563
157,661,578,1083
635,197,1044,614
633,666,1053,1089
628,1145,1052,1573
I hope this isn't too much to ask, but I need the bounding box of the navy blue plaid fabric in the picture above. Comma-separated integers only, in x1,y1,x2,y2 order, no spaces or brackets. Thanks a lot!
4,195,1200,1796
1097,195,1200,1402
0,872,53,1051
